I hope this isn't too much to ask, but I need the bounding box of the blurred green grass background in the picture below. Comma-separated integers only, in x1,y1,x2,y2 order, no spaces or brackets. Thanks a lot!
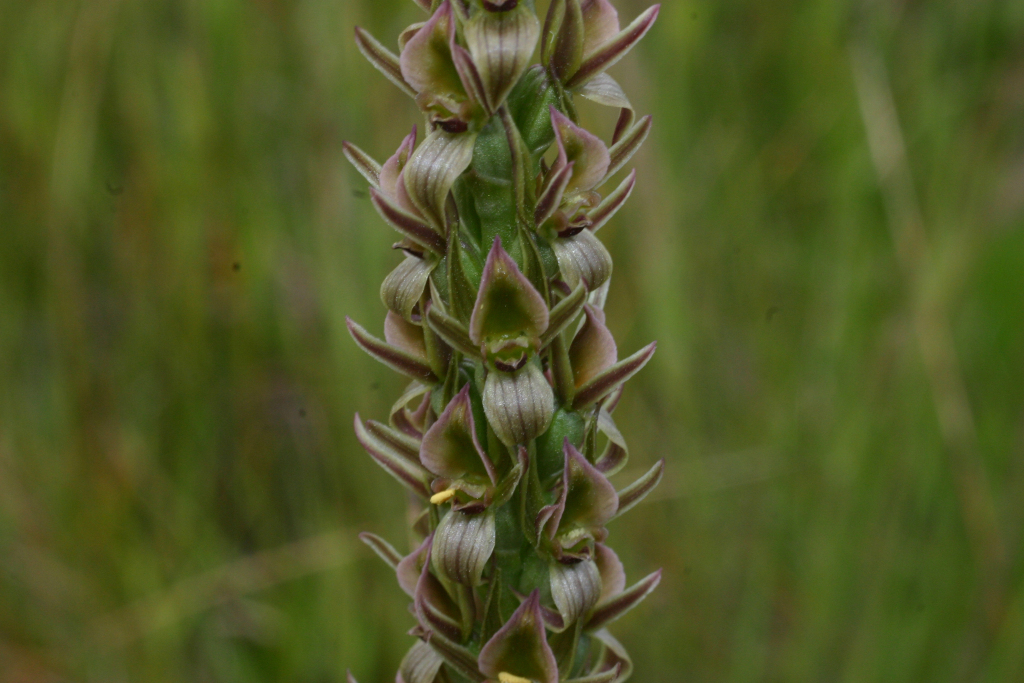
2,0,1023,681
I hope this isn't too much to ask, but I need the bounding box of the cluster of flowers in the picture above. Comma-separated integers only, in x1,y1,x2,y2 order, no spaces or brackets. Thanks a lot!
344,1,663,681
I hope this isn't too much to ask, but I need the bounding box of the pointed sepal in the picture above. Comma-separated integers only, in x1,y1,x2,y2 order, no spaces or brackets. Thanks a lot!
535,161,575,227
572,341,656,409
478,590,559,683
470,237,550,347
347,317,438,383
566,5,660,89
354,26,417,98
541,282,588,348
342,140,382,187
588,169,635,233
605,114,652,182
425,301,481,358
423,629,486,682
585,569,662,631
370,188,447,255
359,532,403,571
612,459,665,519
354,414,433,499
379,127,419,200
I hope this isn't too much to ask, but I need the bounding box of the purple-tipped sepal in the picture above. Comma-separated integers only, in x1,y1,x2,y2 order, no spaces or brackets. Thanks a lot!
585,568,662,632
478,590,559,683
566,4,660,89
470,237,550,358
347,317,438,383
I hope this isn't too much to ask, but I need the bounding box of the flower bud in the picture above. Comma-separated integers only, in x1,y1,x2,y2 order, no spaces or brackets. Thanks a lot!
464,2,540,113
550,557,602,625
483,362,555,447
551,227,613,291
398,640,444,683
432,508,496,585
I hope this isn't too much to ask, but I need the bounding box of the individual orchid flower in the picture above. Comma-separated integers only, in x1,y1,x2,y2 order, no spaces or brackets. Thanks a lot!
542,0,660,91
537,440,618,560
537,109,614,291
535,543,660,636
470,237,557,447
400,1,484,128
478,591,559,683
420,385,526,585
344,129,444,323
419,384,498,505
400,0,539,126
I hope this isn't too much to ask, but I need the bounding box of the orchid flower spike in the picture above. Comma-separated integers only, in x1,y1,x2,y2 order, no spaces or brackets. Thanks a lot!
346,0,663,680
